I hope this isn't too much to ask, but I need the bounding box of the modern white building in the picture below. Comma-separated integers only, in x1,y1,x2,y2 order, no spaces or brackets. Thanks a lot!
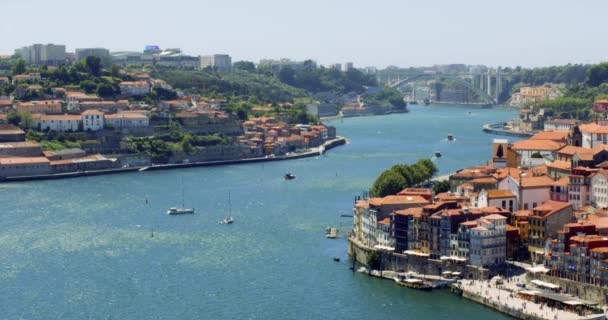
15,43,66,65
469,214,507,267
75,48,110,61
81,110,104,131
200,54,232,71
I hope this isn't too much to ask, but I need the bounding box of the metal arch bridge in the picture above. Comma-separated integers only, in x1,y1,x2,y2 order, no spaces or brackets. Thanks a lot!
389,73,497,105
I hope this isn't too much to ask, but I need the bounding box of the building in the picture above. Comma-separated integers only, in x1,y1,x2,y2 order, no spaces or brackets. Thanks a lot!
15,100,62,114
258,58,316,72
81,110,104,131
15,43,66,65
469,214,507,267
104,113,149,129
528,201,574,262
510,86,561,106
0,157,51,178
544,119,579,132
75,48,110,62
306,103,339,118
0,125,25,142
477,189,516,211
200,54,232,71
590,170,608,208
579,123,608,149
33,114,81,132
568,167,598,209
119,81,151,97
343,62,354,72
0,141,43,157
498,174,553,211
509,139,565,167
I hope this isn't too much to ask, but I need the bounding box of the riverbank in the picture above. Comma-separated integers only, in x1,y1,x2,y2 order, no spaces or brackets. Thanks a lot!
483,122,535,137
0,136,347,182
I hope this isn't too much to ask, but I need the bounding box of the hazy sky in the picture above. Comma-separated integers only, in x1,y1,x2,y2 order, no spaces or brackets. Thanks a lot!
2,0,606,68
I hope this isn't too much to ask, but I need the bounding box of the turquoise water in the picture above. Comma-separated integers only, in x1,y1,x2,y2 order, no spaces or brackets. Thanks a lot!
0,105,518,319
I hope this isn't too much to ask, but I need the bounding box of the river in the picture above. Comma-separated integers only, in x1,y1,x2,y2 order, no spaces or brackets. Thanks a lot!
0,105,520,319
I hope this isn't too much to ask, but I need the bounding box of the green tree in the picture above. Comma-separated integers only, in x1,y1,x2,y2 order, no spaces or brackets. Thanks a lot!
96,83,118,97
416,158,438,177
370,169,407,197
587,62,608,87
233,61,256,72
433,180,450,194
278,66,296,86
12,59,26,75
85,56,102,76
109,64,121,77
367,251,382,270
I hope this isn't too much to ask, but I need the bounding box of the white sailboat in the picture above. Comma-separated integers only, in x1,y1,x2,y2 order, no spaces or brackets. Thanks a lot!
221,191,234,224
167,178,195,215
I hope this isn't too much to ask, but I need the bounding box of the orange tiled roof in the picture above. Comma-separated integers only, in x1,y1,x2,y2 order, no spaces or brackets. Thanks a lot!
0,157,49,165
369,195,429,206
579,123,608,134
529,130,569,142
510,139,565,151
487,189,515,198
520,175,554,188
470,177,497,184
532,200,572,217
547,160,572,171
393,207,423,218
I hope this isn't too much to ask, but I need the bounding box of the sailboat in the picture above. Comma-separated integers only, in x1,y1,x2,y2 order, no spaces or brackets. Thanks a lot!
221,191,234,224
167,178,195,215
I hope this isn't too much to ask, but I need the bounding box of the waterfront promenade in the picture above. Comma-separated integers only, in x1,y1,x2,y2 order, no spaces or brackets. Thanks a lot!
482,122,535,137
0,137,347,182
455,275,604,320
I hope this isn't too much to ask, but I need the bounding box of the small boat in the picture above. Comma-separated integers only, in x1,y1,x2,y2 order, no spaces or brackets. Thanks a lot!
167,207,195,215
333,257,341,262
326,227,338,239
447,134,454,141
435,151,442,158
284,173,296,180
394,276,433,290
220,191,234,224
168,178,194,215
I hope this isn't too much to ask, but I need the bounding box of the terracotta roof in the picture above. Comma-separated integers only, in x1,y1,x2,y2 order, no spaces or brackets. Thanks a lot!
397,188,433,196
487,189,515,198
494,167,524,180
484,214,507,220
579,123,608,134
0,157,49,165
558,145,593,156
369,195,429,206
81,110,104,115
510,139,565,151
470,177,497,184
514,210,533,217
355,200,369,209
532,200,572,217
529,130,569,142
547,160,572,171
553,177,570,187
393,207,423,218
34,114,81,121
519,175,554,188
0,141,41,148
590,247,608,253
105,113,147,119
460,220,478,226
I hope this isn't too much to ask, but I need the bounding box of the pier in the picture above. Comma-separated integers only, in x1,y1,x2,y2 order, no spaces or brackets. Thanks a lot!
482,122,535,137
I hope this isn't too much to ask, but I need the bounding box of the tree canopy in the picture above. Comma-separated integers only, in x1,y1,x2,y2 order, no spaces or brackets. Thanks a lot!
370,159,437,197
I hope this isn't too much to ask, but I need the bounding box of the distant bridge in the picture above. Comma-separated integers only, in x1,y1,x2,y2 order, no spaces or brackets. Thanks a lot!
389,73,498,105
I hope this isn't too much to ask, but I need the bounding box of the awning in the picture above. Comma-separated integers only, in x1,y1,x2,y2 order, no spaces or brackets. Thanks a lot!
531,279,560,290
526,266,550,273
404,250,430,257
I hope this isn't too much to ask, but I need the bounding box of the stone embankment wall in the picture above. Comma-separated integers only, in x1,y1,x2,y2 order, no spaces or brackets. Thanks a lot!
347,238,487,279
527,273,608,304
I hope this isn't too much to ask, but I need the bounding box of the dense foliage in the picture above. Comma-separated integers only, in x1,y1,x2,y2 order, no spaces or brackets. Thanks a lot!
370,159,437,197
130,127,232,163
432,180,450,194
151,69,305,103
536,97,593,120
275,65,377,94
364,87,407,109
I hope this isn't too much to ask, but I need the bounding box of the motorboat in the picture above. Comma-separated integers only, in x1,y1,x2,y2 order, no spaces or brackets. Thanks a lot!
447,134,454,141
435,151,442,158
167,207,195,215
284,173,296,180
394,276,433,290
220,191,234,224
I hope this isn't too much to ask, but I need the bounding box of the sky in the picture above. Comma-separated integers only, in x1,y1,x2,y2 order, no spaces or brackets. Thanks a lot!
2,0,607,68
